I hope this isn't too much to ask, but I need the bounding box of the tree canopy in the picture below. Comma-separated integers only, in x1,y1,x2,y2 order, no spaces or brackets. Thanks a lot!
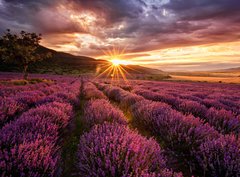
0,29,52,79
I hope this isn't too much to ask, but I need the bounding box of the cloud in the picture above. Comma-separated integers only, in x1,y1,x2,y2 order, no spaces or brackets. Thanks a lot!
0,0,240,70
164,0,240,20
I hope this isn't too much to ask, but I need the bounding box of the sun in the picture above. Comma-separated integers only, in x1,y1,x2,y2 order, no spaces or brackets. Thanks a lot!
111,59,124,66
111,59,121,66
94,47,135,85
110,59,130,66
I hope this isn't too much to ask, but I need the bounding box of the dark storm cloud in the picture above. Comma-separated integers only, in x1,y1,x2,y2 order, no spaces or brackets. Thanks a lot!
0,0,85,34
124,0,240,52
0,0,53,33
72,0,144,23
68,0,240,54
164,0,240,20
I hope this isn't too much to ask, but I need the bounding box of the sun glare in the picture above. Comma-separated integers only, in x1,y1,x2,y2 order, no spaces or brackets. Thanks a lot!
94,47,135,85
111,59,129,66
111,59,121,66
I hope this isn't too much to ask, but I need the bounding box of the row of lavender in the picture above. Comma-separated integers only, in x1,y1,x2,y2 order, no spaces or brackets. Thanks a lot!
1,82,56,127
132,88,240,136
113,80,240,135
0,76,81,176
77,81,182,176
96,82,240,177
133,80,240,98
132,80,240,115
0,80,79,128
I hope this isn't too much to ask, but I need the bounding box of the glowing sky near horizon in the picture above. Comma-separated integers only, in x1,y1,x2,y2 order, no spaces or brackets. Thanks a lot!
0,0,240,71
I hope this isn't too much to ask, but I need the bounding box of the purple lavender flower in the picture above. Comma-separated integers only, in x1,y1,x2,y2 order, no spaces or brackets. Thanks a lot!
0,138,60,177
83,99,127,128
23,102,73,130
131,100,219,167
77,123,178,177
99,85,144,107
197,135,240,177
0,107,60,176
177,100,208,118
0,98,26,127
0,107,60,149
83,82,107,100
205,107,240,135
15,90,46,106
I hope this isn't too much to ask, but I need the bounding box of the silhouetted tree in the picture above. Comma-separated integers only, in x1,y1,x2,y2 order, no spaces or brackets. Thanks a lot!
0,29,52,80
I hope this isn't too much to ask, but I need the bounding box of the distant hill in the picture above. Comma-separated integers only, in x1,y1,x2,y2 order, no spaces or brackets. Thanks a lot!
124,65,164,74
0,45,165,76
213,67,240,73
169,66,240,77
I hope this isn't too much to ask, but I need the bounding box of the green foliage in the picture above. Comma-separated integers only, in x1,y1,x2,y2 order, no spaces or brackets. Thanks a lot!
0,29,52,79
0,78,53,86
11,80,29,85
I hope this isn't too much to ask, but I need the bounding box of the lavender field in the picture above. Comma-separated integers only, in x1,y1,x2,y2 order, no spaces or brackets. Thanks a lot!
0,72,240,177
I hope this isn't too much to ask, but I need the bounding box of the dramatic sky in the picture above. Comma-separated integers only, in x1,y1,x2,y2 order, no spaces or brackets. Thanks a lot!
1,0,240,71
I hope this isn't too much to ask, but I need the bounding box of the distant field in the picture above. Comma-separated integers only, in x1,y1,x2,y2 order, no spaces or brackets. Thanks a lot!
168,71,240,84
169,75,240,83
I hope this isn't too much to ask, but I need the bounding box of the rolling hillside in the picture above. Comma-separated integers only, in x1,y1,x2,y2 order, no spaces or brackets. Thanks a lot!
214,67,240,73
0,46,166,77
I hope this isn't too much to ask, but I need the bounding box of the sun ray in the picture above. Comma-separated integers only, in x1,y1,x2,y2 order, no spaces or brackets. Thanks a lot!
118,65,129,83
123,64,141,73
93,64,112,80
119,65,131,77
95,46,137,85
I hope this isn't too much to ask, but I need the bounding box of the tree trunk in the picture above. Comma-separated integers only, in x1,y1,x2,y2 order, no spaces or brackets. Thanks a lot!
23,65,28,80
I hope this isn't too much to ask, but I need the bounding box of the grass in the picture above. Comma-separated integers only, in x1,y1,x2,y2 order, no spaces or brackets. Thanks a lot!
169,75,240,84
61,84,87,177
167,71,240,84
0,78,53,85
60,103,85,176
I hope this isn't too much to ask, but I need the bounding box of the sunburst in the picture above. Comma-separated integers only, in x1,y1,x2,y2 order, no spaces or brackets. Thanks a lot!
95,47,133,85
111,59,121,66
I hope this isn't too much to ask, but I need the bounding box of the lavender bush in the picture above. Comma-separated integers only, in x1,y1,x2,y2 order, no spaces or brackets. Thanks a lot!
205,108,240,135
132,87,240,136
15,90,46,106
177,100,208,118
0,101,74,176
83,82,107,100
0,138,60,177
0,98,25,127
131,100,219,168
77,123,181,177
0,80,80,128
132,88,182,108
99,84,144,108
197,135,240,177
83,99,127,128
0,74,80,176
0,115,58,148
25,102,73,130
0,110,60,176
